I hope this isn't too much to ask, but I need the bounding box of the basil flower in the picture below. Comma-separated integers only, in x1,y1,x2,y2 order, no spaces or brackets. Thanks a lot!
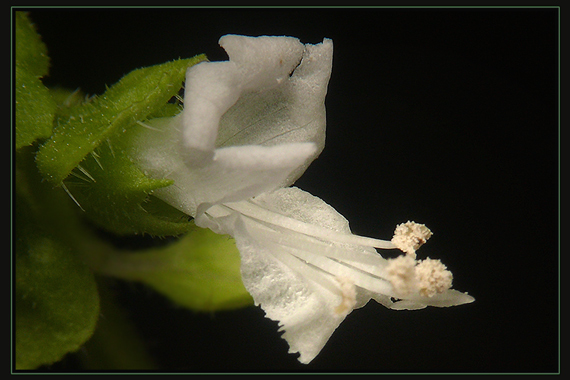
131,35,474,364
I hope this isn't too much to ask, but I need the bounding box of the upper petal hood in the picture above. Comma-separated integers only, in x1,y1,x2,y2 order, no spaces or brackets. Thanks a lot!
219,34,306,91
131,35,333,216
216,37,333,186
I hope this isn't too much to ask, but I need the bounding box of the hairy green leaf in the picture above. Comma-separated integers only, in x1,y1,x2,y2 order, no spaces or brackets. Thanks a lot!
15,12,56,149
36,54,206,184
15,149,100,370
15,196,99,370
14,12,49,76
59,102,193,236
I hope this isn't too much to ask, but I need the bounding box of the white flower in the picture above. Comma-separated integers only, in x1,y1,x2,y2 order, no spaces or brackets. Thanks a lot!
130,35,474,364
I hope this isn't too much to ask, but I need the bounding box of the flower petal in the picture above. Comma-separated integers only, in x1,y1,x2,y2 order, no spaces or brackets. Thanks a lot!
181,61,242,155
385,289,474,310
198,142,319,207
235,216,347,364
198,187,379,363
216,37,333,187
219,34,305,91
181,35,319,155
133,36,334,216
132,116,318,216
410,289,475,308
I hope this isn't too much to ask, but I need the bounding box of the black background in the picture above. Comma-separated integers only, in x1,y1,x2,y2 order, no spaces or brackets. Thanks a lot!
21,7,558,373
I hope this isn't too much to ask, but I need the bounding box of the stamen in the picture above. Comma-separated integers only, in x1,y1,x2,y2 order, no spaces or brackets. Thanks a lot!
245,214,390,269
415,258,453,297
243,218,395,295
226,200,396,250
385,255,417,297
201,202,444,300
334,277,356,315
272,248,341,297
391,221,433,256
385,255,454,298
286,247,394,295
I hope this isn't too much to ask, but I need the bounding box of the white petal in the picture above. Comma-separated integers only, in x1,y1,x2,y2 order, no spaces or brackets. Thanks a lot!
411,289,475,308
235,217,347,364
181,61,242,154
132,116,318,216
199,187,379,363
251,185,352,233
219,34,305,91
135,36,334,216
216,38,333,187
388,299,428,310
386,289,474,310
201,143,318,206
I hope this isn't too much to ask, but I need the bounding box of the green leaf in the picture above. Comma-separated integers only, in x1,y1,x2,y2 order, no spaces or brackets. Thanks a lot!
58,103,194,236
14,12,49,76
36,54,207,184
98,226,253,312
15,194,100,370
15,148,101,370
34,55,205,235
15,12,56,149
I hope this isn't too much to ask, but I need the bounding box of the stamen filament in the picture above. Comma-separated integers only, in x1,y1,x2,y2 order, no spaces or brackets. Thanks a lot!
248,216,390,274
286,247,395,295
241,221,342,297
243,215,396,296
225,199,396,250
271,247,342,297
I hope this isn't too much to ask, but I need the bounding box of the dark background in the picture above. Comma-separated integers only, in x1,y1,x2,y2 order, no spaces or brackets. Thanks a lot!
22,7,558,373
